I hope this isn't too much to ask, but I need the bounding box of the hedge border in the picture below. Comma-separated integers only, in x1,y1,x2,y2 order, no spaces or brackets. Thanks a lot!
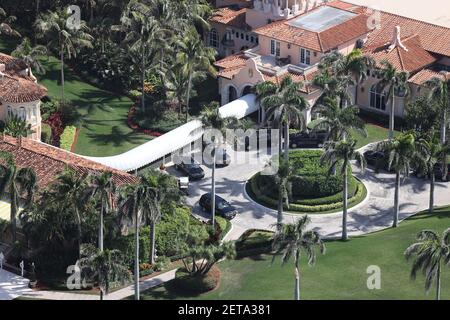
247,174,367,214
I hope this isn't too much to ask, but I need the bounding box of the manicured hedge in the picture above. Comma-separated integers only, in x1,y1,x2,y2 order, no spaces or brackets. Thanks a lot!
216,216,232,240
60,126,77,151
249,175,367,213
235,229,274,258
167,265,221,294
41,123,53,144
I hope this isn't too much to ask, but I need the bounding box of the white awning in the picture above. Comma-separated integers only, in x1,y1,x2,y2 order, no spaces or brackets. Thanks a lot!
83,94,258,172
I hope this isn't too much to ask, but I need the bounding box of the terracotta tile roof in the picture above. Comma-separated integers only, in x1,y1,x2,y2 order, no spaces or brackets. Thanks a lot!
261,69,320,94
364,35,438,73
209,7,250,30
408,69,448,86
0,135,137,188
253,8,372,52
330,1,450,57
214,52,248,69
0,53,48,103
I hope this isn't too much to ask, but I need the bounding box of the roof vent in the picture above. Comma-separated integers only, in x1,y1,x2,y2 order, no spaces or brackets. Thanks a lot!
388,26,408,52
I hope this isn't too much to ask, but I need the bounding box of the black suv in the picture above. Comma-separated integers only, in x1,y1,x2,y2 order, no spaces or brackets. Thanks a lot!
174,156,205,180
289,131,327,149
199,193,237,220
415,163,450,182
363,150,395,172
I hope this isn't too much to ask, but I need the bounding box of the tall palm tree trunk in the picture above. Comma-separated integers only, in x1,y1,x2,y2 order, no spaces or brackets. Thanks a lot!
278,122,283,158
134,208,140,300
393,171,400,227
342,169,348,240
211,149,216,229
429,172,435,214
141,47,146,112
10,192,18,242
60,45,65,103
294,254,300,300
150,220,156,265
277,189,283,231
436,263,441,300
100,289,104,300
441,111,447,144
99,201,104,251
389,94,395,140
284,122,289,163
185,72,193,123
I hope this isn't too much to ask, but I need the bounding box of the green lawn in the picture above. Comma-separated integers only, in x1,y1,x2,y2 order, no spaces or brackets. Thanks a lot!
352,123,399,149
38,57,152,157
140,207,450,300
0,37,151,157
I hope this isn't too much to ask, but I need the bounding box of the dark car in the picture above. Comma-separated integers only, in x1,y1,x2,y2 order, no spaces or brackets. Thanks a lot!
415,163,450,182
289,131,327,149
363,150,394,172
242,129,274,151
174,156,205,180
199,193,237,220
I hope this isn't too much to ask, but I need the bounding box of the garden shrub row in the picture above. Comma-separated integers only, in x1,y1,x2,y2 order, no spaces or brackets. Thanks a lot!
167,265,221,294
59,126,77,151
250,176,366,213
235,229,274,258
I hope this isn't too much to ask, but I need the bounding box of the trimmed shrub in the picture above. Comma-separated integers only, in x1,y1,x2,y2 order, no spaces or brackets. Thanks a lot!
167,265,221,294
249,176,367,213
216,216,231,240
60,126,77,151
41,123,52,144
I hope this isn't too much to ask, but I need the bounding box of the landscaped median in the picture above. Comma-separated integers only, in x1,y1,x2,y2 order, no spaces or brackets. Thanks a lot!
246,150,368,214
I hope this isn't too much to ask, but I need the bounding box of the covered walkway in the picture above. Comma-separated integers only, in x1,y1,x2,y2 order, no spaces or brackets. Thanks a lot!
84,94,259,172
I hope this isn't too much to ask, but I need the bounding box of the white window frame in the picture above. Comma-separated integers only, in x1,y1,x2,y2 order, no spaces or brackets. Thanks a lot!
209,29,219,48
300,48,311,65
270,40,281,57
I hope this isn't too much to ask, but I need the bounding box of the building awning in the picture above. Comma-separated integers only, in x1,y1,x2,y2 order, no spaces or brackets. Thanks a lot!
84,94,258,172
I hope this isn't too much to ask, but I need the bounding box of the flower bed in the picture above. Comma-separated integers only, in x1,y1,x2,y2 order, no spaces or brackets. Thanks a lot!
127,107,163,137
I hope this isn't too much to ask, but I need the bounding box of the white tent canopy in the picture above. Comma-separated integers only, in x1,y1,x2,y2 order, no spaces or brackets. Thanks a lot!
84,94,258,172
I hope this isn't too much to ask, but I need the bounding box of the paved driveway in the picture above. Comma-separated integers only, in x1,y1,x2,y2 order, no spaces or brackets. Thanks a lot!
0,269,31,300
168,146,450,241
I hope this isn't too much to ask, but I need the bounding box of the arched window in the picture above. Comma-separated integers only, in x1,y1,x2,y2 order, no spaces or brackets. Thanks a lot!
209,29,218,48
19,107,26,120
370,84,387,111
228,86,237,103
7,106,13,119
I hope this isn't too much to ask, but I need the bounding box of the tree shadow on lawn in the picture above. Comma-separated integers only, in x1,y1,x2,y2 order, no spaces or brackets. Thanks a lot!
85,125,150,148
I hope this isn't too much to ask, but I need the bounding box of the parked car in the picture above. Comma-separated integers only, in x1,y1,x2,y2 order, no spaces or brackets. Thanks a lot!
199,193,237,220
289,131,327,149
174,156,205,180
414,163,450,182
363,150,395,172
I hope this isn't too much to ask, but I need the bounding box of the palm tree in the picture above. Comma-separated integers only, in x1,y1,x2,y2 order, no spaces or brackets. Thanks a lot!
177,27,216,122
3,116,34,138
87,172,116,252
140,170,180,264
119,183,142,300
377,60,410,140
255,76,309,162
35,9,93,102
113,1,166,112
377,132,417,227
200,102,237,230
312,97,367,142
426,73,450,145
50,169,89,258
163,63,191,117
405,229,450,300
417,136,450,214
0,7,20,37
317,49,374,108
272,216,325,300
79,244,130,300
273,158,294,230
175,0,212,35
11,38,47,76
0,151,36,242
321,139,366,240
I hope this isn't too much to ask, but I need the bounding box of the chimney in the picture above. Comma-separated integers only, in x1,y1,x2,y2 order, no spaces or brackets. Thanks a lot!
388,26,408,52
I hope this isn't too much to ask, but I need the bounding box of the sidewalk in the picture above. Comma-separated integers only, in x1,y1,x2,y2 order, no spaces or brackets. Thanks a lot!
18,269,177,300
0,269,32,300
